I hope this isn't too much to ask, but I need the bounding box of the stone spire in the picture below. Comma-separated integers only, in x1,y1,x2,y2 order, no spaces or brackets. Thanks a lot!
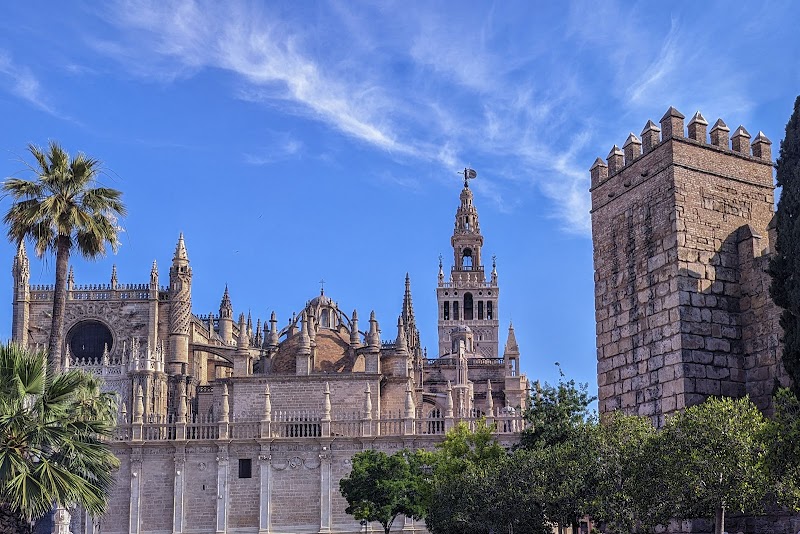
445,381,454,418
219,286,233,344
395,316,408,355
67,265,75,290
220,286,233,319
503,323,520,376
237,313,250,349
150,260,158,289
350,310,360,347
367,311,380,349
11,240,30,345
402,273,415,325
110,264,118,289
404,379,415,418
491,255,497,285
268,311,279,347
168,233,192,372
438,254,444,285
174,232,188,262
298,312,311,354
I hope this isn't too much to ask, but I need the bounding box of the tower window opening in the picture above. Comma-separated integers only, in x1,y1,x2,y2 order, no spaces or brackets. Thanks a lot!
462,248,473,270
320,309,330,328
478,301,484,320
443,302,450,320
487,301,493,320
464,293,474,320
464,217,470,230
453,301,459,321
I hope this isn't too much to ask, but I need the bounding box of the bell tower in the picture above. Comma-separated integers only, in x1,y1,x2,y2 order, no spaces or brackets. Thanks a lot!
436,169,500,358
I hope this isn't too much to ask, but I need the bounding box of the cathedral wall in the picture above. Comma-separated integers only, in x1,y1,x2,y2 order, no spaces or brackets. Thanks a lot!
182,447,218,532
140,446,175,533
225,376,382,419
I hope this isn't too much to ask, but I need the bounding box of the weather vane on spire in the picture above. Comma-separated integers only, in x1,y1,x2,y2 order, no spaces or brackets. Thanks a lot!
461,167,477,188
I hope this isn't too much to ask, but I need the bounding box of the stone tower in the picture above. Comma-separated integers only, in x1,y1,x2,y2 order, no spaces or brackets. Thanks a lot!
590,107,783,423
168,233,192,374
437,170,500,358
11,240,30,346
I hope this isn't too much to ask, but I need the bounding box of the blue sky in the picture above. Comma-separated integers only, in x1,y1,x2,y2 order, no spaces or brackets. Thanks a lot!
1,1,798,396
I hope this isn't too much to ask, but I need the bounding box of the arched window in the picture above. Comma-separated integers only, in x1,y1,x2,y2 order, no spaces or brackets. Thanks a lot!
320,309,330,328
464,293,474,320
443,302,450,320
67,320,113,363
487,301,493,320
462,248,473,270
478,301,484,320
453,301,459,320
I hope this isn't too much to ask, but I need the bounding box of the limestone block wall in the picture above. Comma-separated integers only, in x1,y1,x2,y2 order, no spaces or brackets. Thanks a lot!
224,376,384,419
591,108,781,423
99,433,528,534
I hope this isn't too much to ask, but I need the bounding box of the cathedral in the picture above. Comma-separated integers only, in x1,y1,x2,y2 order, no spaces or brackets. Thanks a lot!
10,176,529,534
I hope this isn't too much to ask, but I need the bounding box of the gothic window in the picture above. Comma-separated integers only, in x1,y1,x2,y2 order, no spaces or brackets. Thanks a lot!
443,301,450,320
462,248,473,270
67,320,113,363
453,301,459,321
464,217,470,230
320,309,330,328
464,293,474,320
478,301,484,319
487,301,493,320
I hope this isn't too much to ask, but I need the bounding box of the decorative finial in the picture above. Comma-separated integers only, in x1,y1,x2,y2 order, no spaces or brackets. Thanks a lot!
319,278,325,295
462,167,477,188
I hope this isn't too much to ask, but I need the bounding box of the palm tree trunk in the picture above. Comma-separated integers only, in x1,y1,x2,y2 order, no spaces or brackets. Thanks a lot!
714,505,725,534
47,235,70,373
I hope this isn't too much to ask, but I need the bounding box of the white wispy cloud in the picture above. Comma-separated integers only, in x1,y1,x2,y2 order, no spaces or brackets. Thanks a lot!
0,50,57,115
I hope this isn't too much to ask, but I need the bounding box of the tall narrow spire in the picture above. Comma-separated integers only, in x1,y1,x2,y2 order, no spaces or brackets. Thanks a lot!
67,266,75,290
174,232,188,262
110,264,118,288
220,286,232,318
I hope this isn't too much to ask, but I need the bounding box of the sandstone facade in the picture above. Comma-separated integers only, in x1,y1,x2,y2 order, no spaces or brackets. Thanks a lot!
11,179,528,533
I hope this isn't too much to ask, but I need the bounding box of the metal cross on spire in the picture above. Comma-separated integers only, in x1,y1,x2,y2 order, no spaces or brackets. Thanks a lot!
319,279,325,295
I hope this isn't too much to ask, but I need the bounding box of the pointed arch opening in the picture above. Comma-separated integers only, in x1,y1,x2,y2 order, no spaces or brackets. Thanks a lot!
464,292,474,320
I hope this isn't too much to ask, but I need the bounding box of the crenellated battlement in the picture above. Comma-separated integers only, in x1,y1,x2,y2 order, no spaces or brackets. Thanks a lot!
590,106,773,197
590,104,783,423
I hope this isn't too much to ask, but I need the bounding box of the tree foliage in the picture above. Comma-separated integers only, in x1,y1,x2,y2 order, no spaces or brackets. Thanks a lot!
521,372,596,449
0,342,120,525
593,412,669,533
339,449,425,534
659,396,769,534
3,142,126,371
764,388,800,509
770,95,800,395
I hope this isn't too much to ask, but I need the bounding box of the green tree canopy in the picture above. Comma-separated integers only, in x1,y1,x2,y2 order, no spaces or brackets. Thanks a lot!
660,396,769,534
592,412,669,533
339,449,425,534
769,95,800,395
3,142,126,371
764,388,800,509
521,371,596,449
0,342,120,527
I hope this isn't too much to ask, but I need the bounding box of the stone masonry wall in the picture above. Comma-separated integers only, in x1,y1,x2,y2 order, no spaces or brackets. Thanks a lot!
100,433,520,534
591,108,781,424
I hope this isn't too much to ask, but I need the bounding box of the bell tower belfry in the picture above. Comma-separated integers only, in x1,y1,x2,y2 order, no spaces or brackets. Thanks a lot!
436,169,500,358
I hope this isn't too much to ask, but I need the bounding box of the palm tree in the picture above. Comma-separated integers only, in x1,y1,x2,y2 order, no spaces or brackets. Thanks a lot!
3,141,126,372
0,342,120,528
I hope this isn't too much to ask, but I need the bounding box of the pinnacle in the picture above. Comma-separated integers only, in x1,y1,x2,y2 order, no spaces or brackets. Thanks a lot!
660,106,685,120
689,111,708,126
623,133,641,147
608,145,624,158
733,125,751,138
711,119,730,132
174,233,189,261
590,157,608,170
754,131,772,144
641,120,661,134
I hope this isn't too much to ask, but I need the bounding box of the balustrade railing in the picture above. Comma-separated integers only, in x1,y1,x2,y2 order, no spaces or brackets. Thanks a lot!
110,408,525,442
